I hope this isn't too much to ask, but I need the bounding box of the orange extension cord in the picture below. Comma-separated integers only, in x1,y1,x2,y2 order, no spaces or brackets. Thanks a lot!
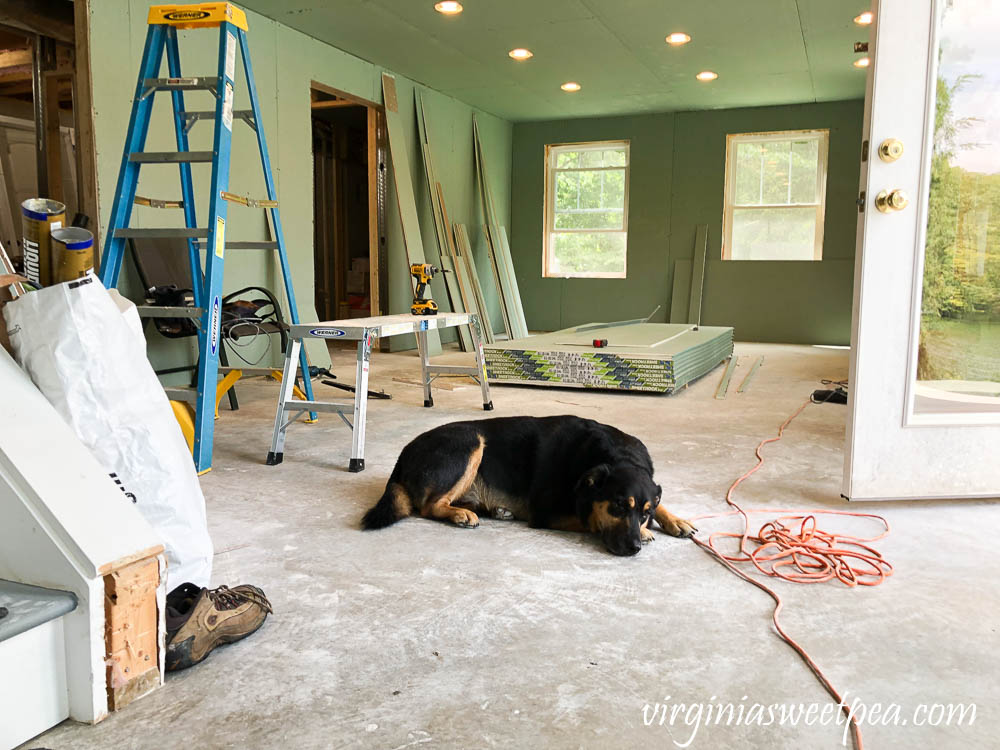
688,395,892,750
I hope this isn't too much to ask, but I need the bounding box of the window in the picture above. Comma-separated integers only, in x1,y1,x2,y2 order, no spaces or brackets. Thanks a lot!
544,141,629,278
722,129,829,261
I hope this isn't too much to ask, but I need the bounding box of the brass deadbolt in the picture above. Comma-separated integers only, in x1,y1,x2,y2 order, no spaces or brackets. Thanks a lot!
875,189,909,213
878,138,904,162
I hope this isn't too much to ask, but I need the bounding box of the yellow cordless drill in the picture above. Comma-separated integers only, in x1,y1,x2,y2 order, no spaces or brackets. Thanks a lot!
410,263,441,316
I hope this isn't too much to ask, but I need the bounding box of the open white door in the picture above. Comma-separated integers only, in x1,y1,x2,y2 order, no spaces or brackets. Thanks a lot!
845,0,1000,500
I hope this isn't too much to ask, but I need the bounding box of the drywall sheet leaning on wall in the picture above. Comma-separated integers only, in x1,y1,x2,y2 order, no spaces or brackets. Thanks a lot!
484,323,734,393
381,73,441,355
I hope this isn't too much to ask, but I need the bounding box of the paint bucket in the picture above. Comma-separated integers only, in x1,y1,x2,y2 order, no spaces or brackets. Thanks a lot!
51,227,95,283
21,198,66,287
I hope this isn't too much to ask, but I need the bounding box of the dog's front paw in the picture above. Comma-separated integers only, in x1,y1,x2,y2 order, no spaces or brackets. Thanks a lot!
655,507,697,538
451,508,480,528
640,526,655,544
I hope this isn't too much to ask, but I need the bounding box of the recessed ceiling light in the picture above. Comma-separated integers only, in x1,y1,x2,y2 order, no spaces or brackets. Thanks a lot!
665,32,691,46
560,81,581,92
854,56,870,68
508,48,533,60
695,70,718,81
854,11,873,25
434,1,462,15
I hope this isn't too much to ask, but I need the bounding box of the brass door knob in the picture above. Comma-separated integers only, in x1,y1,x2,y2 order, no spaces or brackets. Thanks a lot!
878,138,904,162
875,189,909,213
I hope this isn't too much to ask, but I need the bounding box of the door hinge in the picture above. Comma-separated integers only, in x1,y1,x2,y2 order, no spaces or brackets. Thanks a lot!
857,190,866,212
862,139,869,162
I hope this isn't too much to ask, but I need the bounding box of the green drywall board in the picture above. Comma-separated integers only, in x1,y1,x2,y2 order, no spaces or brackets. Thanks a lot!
670,260,692,324
237,0,866,122
414,90,472,351
382,74,442,355
669,100,864,345
510,99,864,345
511,111,675,334
688,225,708,326
87,1,513,364
715,356,738,400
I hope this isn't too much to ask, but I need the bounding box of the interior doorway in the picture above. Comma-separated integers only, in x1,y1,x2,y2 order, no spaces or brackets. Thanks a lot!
0,0,99,267
310,83,386,325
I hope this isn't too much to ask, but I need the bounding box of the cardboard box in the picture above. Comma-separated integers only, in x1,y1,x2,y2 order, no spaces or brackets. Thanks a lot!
346,270,369,294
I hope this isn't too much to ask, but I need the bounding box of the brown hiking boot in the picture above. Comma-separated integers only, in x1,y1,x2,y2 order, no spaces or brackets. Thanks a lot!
165,583,272,671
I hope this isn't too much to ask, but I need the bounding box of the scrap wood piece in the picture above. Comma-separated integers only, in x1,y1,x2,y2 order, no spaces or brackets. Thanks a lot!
104,556,161,711
715,356,738,400
380,73,441,355
393,374,477,391
737,355,764,393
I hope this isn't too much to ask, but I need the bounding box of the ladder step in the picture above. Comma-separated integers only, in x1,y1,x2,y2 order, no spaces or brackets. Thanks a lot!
130,151,214,163
137,305,203,319
194,239,278,250
142,77,219,98
164,387,197,404
114,228,209,239
181,110,256,132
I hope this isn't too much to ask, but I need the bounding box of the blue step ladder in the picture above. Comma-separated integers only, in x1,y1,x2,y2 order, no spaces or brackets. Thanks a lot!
98,2,315,473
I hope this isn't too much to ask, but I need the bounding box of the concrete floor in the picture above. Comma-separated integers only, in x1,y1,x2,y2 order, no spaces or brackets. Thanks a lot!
29,343,1000,749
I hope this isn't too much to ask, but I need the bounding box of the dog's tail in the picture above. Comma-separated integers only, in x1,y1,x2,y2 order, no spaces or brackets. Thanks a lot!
361,482,412,530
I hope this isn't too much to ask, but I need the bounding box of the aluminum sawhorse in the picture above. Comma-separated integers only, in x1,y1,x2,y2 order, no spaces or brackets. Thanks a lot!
265,312,493,472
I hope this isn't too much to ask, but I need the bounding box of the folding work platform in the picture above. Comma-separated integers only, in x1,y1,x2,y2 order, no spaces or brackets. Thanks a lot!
98,2,315,472
267,313,493,472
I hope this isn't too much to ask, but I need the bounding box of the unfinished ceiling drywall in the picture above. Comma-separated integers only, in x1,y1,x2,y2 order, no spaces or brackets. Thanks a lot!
238,0,870,121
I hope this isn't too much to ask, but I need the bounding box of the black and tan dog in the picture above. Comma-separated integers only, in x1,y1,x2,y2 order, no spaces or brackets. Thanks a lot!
361,415,696,556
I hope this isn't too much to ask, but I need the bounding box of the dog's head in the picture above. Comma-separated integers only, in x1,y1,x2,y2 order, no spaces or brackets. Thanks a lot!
575,463,661,556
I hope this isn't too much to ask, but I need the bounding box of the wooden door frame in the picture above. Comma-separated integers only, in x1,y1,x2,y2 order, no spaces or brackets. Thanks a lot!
310,81,385,319
72,0,100,249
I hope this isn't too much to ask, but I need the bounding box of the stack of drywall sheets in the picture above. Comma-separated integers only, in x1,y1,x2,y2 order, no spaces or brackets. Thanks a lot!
484,323,733,393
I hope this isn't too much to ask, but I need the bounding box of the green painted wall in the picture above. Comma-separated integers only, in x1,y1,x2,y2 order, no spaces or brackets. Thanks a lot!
86,2,511,370
510,100,864,344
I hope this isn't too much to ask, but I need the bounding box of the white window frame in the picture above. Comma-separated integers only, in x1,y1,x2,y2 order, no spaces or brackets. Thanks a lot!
543,140,630,279
721,129,830,261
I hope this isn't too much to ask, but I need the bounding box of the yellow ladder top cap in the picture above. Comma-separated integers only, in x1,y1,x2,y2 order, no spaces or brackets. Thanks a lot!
148,3,248,31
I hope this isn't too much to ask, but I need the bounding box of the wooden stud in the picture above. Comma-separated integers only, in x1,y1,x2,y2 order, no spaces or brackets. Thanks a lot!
310,99,365,110
0,48,31,68
367,106,380,316
104,555,161,711
44,73,64,203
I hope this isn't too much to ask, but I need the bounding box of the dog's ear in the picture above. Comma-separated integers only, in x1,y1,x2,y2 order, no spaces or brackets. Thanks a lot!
576,463,611,491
